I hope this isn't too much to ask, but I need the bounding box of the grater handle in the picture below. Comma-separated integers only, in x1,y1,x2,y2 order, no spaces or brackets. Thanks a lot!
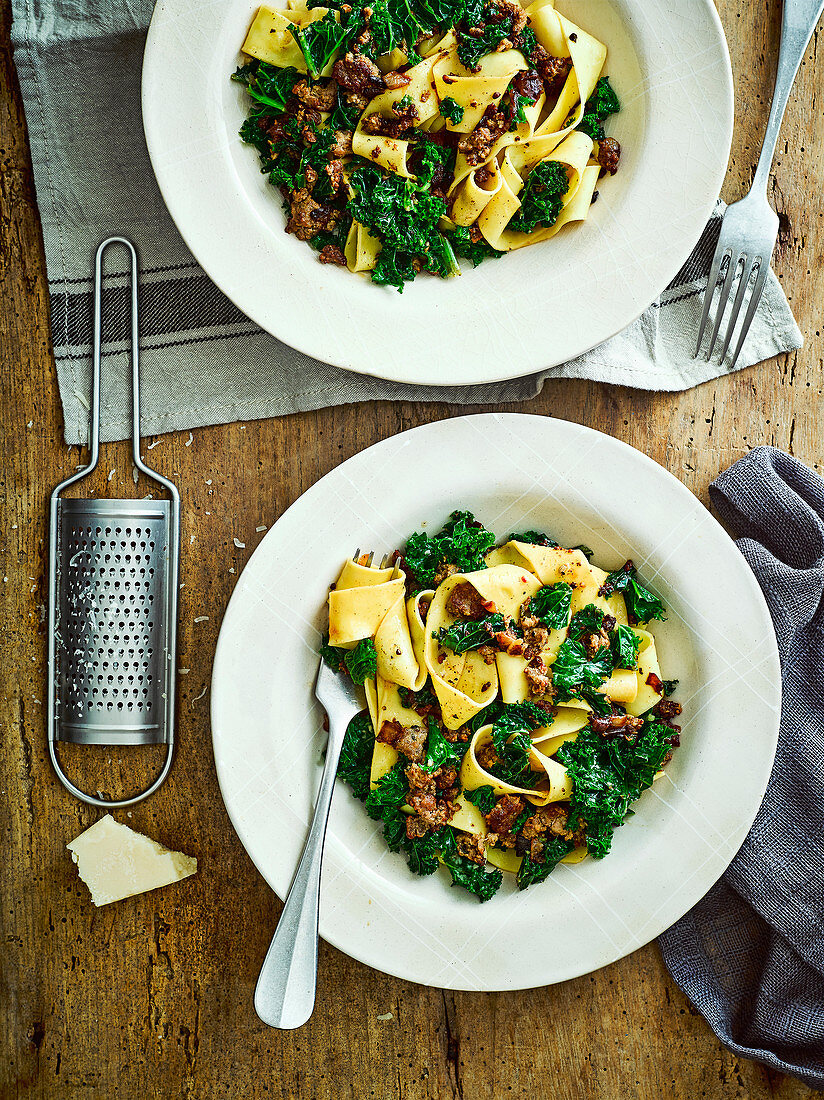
47,740,175,809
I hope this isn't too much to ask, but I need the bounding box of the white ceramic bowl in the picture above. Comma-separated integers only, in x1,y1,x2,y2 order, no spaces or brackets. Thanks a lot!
210,414,780,990
142,0,734,386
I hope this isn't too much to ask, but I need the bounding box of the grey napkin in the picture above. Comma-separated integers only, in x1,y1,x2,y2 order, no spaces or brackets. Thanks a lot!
659,447,824,1090
12,0,803,445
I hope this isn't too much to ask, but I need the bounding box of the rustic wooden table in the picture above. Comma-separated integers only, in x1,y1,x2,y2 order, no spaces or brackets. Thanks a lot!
2,0,822,1095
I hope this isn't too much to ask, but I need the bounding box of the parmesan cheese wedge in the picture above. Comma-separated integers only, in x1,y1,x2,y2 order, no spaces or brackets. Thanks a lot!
67,814,197,906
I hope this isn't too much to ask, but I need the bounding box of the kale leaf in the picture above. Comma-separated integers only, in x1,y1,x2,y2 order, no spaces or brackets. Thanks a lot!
577,76,621,141
435,613,506,654
336,712,375,801
509,530,559,547
346,163,457,291
449,226,504,267
566,604,606,642
403,510,496,589
508,160,570,234
551,639,613,700
515,26,537,60
663,679,679,697
232,61,299,114
343,638,378,684
487,731,535,787
611,624,640,670
289,9,353,79
365,760,408,821
489,701,550,752
319,634,345,673
403,829,444,875
463,785,497,813
600,561,667,624
528,583,572,630
557,719,673,859
439,96,465,124
420,718,461,772
412,136,456,189
515,837,574,889
440,829,503,901
457,0,514,70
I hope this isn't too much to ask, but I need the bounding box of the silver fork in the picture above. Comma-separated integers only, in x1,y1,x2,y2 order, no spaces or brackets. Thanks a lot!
253,551,378,1029
695,0,824,369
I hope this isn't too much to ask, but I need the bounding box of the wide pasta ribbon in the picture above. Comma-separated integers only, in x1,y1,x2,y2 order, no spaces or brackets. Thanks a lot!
242,2,336,74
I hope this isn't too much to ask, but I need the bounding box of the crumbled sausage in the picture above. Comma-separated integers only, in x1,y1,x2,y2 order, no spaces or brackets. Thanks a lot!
597,137,621,175
433,562,461,586
330,130,354,157
524,655,552,697
485,794,524,835
457,833,487,865
477,643,498,665
405,814,430,839
291,78,337,112
445,582,492,620
476,742,499,771
653,699,682,721
285,187,340,241
589,711,644,738
360,97,419,137
332,51,385,96
493,0,527,36
493,625,525,656
512,68,543,102
318,243,347,266
583,628,611,658
457,107,508,166
533,47,571,96
377,719,427,762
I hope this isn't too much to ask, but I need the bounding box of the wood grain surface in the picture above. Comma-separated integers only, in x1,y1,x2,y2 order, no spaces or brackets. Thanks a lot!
2,0,822,1096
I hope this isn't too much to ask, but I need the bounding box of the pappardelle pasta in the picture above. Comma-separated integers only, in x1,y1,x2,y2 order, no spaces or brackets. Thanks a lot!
322,513,682,902
233,0,622,290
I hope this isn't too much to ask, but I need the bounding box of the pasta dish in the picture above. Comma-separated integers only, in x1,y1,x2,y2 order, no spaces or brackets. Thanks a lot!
321,513,682,901
233,0,622,289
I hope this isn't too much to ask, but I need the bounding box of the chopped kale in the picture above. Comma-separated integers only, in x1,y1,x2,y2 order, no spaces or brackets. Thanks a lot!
486,731,535,788
508,160,570,234
289,9,353,79
577,76,620,141
439,96,465,124
457,0,514,70
449,226,504,267
489,701,550,752
663,679,679,697
403,510,496,589
463,785,497,814
439,829,503,901
343,638,378,684
508,530,559,547
329,87,362,130
336,712,375,801
515,26,538,60
551,612,614,701
319,634,345,673
420,718,461,772
346,163,457,291
365,761,408,821
434,613,506,654
412,136,455,189
516,837,574,889
403,828,444,875
558,719,673,859
528,583,572,631
232,61,299,114
611,624,641,670
600,561,667,624
398,683,440,713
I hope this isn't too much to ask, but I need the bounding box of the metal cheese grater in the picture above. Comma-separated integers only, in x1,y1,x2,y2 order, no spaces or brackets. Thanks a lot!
47,237,181,808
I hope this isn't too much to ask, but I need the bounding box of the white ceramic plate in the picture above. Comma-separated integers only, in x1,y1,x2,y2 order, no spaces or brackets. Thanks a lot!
142,0,733,387
211,414,780,991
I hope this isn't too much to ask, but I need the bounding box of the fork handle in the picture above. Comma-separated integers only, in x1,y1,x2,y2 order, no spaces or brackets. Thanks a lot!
253,718,346,1029
752,0,824,193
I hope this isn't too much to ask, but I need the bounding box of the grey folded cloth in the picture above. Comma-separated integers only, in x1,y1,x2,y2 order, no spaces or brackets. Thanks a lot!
659,447,824,1090
12,0,803,445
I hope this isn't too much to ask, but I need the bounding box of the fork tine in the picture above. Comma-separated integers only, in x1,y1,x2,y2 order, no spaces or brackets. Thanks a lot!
364,551,375,567
718,256,757,364
704,253,741,361
727,260,770,372
695,241,729,356
352,547,360,562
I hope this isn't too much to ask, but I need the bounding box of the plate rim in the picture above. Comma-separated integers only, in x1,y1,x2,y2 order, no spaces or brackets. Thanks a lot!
141,0,734,388
210,413,781,991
